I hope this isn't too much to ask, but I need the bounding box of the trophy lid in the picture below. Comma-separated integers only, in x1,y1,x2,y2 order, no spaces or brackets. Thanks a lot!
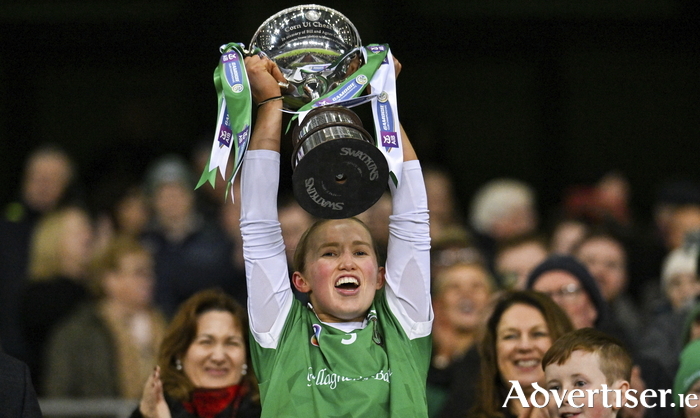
249,5,361,72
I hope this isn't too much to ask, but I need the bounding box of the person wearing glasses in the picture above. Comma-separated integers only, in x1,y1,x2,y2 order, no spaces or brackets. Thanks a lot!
525,254,605,330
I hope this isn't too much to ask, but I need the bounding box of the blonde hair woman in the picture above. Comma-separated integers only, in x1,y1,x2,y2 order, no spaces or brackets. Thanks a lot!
20,206,94,392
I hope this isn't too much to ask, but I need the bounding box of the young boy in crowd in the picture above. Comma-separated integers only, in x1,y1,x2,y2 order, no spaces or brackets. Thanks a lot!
542,328,632,418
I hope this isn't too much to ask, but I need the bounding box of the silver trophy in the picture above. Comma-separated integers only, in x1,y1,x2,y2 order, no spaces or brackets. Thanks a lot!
250,5,364,110
250,5,389,219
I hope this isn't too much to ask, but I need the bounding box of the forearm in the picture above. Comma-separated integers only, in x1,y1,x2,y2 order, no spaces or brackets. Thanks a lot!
247,100,283,152
385,159,432,329
240,149,293,345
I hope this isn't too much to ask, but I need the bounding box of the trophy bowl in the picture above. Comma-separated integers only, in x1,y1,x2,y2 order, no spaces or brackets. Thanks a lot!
249,4,364,110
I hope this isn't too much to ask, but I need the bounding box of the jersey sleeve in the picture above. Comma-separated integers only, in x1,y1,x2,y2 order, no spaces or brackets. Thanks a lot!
384,160,433,340
240,149,294,349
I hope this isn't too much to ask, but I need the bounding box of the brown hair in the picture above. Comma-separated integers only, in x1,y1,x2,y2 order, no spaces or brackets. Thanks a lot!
572,229,627,262
88,236,150,297
431,261,496,296
542,327,633,384
157,288,258,402
469,290,574,418
292,217,380,273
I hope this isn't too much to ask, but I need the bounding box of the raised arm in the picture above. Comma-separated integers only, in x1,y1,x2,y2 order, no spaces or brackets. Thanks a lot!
384,117,432,338
239,55,293,348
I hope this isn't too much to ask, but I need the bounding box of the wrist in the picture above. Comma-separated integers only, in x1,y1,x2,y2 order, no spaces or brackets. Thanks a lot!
257,96,284,107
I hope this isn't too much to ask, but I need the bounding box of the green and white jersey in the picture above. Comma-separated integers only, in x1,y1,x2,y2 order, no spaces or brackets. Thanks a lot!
251,293,431,417
241,150,432,418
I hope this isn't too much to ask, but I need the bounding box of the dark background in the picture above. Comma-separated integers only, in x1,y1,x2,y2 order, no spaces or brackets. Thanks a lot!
1,0,699,225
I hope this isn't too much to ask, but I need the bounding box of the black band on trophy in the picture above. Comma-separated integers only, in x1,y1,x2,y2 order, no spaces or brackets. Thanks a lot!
291,107,388,218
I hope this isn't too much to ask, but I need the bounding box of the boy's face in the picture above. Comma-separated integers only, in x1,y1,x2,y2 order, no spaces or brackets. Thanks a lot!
292,219,385,323
545,350,627,418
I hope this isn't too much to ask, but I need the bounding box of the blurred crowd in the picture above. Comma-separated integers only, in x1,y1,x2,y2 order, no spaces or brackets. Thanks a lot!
2,143,700,418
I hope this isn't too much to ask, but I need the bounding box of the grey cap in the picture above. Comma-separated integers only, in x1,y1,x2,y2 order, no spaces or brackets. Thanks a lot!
145,154,195,195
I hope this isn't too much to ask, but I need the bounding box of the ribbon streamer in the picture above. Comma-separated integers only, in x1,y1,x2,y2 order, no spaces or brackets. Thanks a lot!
198,43,404,199
197,43,252,201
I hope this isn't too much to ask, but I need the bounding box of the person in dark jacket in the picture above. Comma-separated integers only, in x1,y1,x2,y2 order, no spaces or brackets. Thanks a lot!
0,350,43,418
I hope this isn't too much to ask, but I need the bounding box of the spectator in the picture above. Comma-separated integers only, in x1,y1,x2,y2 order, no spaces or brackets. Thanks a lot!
468,290,574,418
640,245,700,380
561,171,632,229
430,231,485,289
528,255,672,418
469,178,538,270
424,166,463,242
526,255,604,330
428,260,495,418
0,351,42,418
5,144,78,222
43,236,166,399
549,218,589,255
661,245,700,312
132,289,260,418
494,234,549,290
574,231,643,340
141,155,246,317
542,328,632,418
0,144,80,359
20,205,94,393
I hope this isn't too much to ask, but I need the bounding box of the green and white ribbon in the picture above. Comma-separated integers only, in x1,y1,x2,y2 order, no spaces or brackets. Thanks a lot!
197,43,252,201
366,45,402,188
198,42,403,198
287,44,403,187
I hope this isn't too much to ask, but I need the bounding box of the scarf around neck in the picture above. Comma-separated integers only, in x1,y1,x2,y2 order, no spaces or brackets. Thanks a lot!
183,385,241,418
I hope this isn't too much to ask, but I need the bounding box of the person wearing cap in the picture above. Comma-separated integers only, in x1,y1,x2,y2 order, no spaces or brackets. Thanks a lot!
660,245,700,313
141,155,246,318
526,254,606,330
674,339,700,418
639,246,700,384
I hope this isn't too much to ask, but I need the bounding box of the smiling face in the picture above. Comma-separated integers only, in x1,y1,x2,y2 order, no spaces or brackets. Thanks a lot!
433,264,492,332
545,350,627,418
182,310,246,389
292,219,384,323
496,303,552,395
